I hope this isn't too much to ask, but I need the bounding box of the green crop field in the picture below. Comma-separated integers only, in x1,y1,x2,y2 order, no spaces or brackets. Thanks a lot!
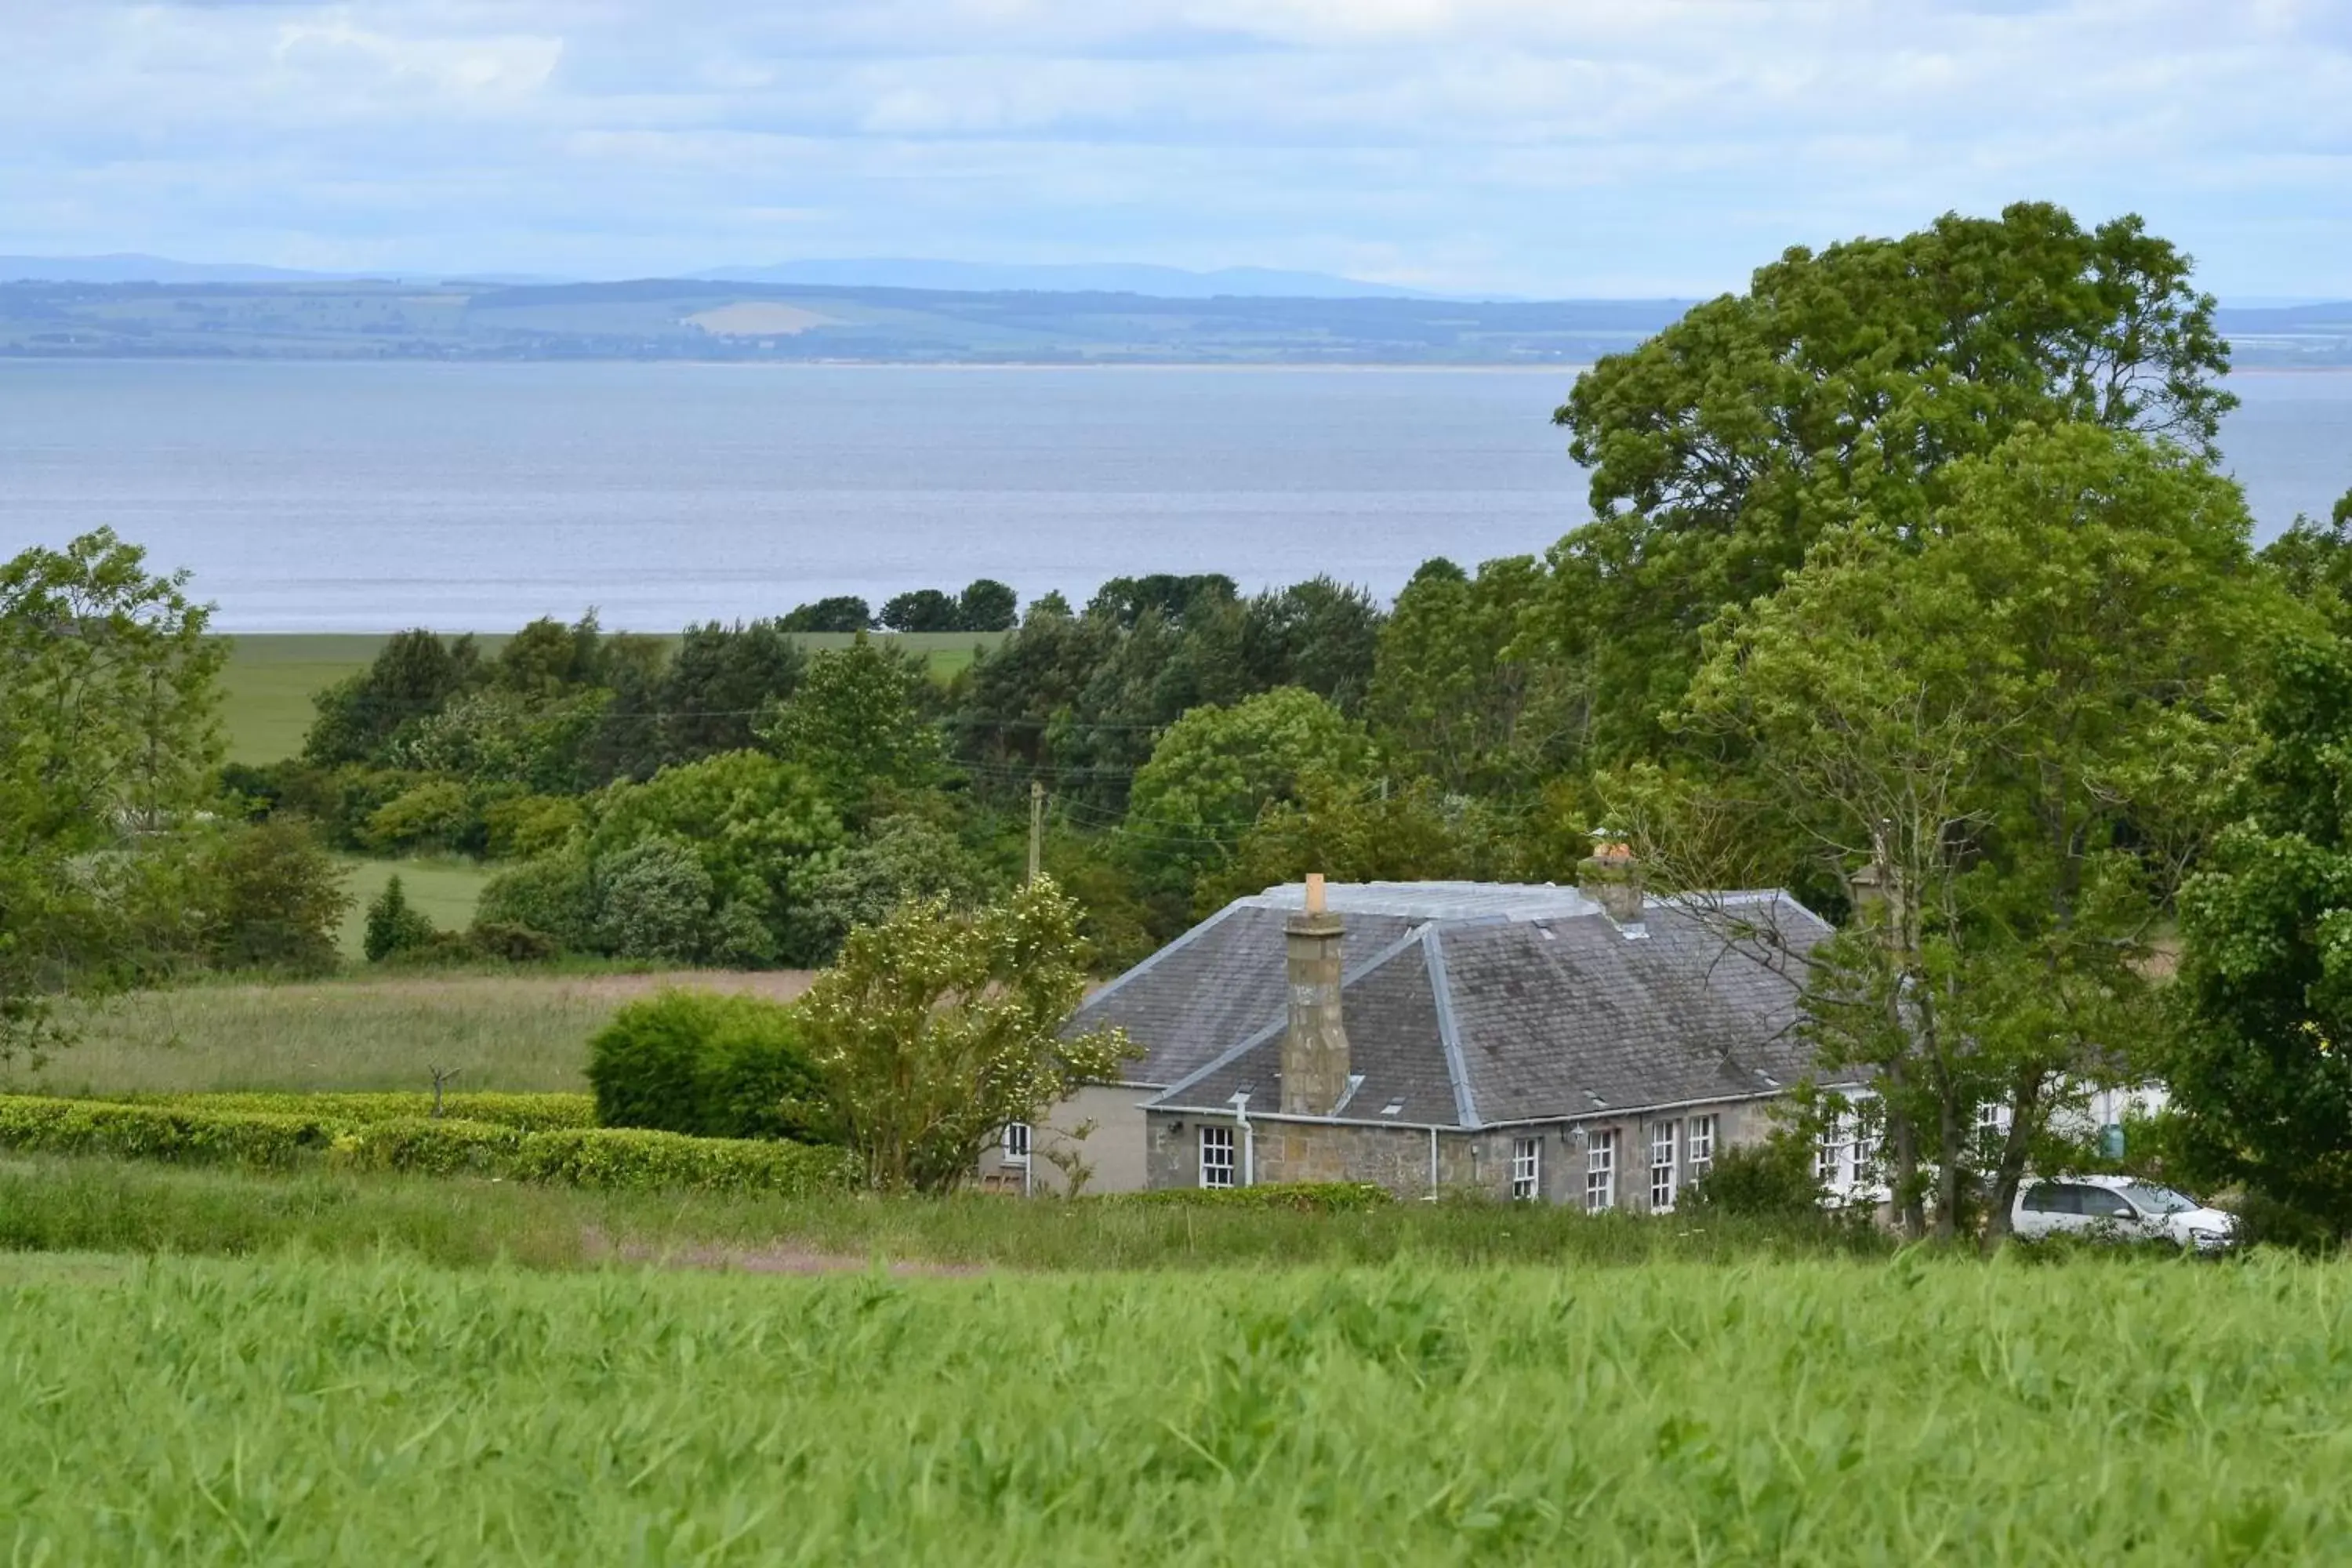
335,855,495,959
2,1240,2346,1562
218,631,1002,764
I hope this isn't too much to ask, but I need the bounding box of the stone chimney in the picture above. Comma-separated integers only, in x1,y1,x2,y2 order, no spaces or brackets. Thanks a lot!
1578,830,1646,929
1281,873,1351,1116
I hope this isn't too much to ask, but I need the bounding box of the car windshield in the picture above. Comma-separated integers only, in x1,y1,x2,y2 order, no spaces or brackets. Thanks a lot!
2121,1183,2198,1215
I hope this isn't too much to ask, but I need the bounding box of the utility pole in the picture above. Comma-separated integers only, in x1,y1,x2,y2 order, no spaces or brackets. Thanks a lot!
1027,777,1045,884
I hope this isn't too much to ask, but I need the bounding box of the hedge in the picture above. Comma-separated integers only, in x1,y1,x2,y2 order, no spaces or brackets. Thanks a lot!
0,1096,853,1197
507,1128,856,1196
130,1092,597,1133
1100,1182,1398,1214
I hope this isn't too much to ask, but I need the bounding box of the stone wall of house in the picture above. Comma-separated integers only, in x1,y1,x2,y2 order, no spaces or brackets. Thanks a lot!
1144,1095,1784,1206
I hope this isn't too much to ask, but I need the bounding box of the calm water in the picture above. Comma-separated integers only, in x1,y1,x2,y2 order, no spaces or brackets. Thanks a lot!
1,361,2347,631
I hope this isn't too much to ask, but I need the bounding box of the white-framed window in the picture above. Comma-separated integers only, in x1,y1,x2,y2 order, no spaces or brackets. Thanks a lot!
1585,1129,1617,1212
1817,1103,1878,1193
1000,1122,1031,1165
1511,1137,1543,1200
1200,1124,1236,1189
1688,1115,1717,1181
1650,1120,1679,1211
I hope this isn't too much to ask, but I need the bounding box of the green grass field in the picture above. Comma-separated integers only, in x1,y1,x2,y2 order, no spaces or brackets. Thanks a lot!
335,855,495,959
2,1238,2345,1561
218,631,1001,764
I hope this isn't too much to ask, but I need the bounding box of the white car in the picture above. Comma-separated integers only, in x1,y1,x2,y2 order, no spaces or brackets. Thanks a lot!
2013,1174,2238,1251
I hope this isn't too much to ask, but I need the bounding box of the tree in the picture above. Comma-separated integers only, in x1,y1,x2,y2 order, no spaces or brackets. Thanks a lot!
756,633,946,815
302,628,478,767
781,596,873,633
0,530,223,1065
1368,555,1563,793
793,878,1132,1192
1552,201,2234,759
880,588,960,633
637,619,808,774
783,815,1004,964
956,579,1019,633
1239,576,1385,715
195,820,351,976
1664,423,2276,1245
362,875,437,962
2169,631,2352,1239
588,750,844,942
1124,687,1375,899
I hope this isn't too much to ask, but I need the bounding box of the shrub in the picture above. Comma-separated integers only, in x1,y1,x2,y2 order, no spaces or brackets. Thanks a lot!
590,838,716,963
467,921,561,964
508,1127,855,1195
586,989,834,1142
483,793,586,860
1103,1182,1398,1214
475,848,596,953
362,875,439,963
194,818,351,976
1681,1133,1828,1220
363,779,477,855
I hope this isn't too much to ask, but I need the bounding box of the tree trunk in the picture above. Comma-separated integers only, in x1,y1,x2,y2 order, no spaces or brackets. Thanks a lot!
1981,1072,2046,1255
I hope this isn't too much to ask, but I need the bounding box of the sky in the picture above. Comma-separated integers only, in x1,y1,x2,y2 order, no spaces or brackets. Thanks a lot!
2,0,2349,299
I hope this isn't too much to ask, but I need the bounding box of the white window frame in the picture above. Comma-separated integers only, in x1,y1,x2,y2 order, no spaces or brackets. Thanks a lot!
1649,1120,1679,1211
1688,1115,1716,1181
1510,1136,1542,1201
1000,1121,1031,1165
1199,1124,1236,1189
1585,1129,1617,1212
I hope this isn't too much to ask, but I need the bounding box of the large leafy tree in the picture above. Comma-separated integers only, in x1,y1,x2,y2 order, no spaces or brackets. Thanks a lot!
756,633,946,818
1664,424,2275,1244
1553,201,2234,759
1368,555,1563,793
0,530,224,1065
2169,629,2352,1238
794,878,1131,1192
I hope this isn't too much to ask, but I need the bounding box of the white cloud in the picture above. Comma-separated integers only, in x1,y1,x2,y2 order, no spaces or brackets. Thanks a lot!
0,0,2344,294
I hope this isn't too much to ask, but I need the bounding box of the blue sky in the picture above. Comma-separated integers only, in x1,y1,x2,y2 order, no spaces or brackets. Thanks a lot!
4,0,2350,298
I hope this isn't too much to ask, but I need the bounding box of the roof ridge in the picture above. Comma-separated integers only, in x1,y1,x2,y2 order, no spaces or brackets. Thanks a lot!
1422,925,1482,1129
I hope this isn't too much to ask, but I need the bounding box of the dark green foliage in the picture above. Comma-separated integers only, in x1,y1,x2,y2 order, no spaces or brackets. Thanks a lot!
781,596,873,633
2170,632,2352,1240
1086,573,1238,627
1240,576,1383,715
783,815,1004,964
302,629,479,768
1680,1134,1829,1221
361,875,437,963
466,922,560,964
880,587,960,632
586,989,835,1142
757,637,946,816
194,820,350,976
957,578,1019,632
633,619,808,773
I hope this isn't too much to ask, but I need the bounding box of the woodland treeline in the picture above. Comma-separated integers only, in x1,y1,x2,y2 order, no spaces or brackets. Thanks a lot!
12,200,2352,1241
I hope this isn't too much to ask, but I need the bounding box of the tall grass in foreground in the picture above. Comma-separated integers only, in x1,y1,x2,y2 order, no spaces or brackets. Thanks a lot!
3,1249,2347,1563
0,1156,1885,1271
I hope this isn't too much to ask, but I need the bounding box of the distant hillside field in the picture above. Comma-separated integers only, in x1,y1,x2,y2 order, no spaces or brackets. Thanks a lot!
218,630,999,765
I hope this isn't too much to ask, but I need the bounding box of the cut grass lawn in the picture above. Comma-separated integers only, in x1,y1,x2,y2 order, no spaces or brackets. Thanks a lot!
335,854,495,959
26,969,814,1098
0,1236,2343,1561
218,630,1002,764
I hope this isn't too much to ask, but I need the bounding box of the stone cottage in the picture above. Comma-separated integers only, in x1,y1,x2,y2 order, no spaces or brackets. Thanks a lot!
981,870,1838,1206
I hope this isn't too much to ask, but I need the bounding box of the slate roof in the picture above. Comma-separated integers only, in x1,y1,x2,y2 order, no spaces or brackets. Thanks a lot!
1065,880,1835,1127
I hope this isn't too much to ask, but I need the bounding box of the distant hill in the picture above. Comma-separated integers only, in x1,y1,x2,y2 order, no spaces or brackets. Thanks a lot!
0,274,2343,365
0,253,347,284
692,259,1445,299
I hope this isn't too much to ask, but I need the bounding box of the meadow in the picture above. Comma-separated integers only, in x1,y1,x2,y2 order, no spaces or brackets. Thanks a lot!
2,1240,2343,1563
30,970,811,1097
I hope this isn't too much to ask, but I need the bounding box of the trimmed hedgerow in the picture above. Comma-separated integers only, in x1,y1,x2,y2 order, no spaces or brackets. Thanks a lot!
0,1098,334,1169
329,1118,524,1177
508,1128,855,1196
0,1095,851,1196
132,1092,597,1134
1101,1182,1398,1214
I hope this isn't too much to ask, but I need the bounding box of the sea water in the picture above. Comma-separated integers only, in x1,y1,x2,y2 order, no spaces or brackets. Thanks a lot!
1,360,2345,630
